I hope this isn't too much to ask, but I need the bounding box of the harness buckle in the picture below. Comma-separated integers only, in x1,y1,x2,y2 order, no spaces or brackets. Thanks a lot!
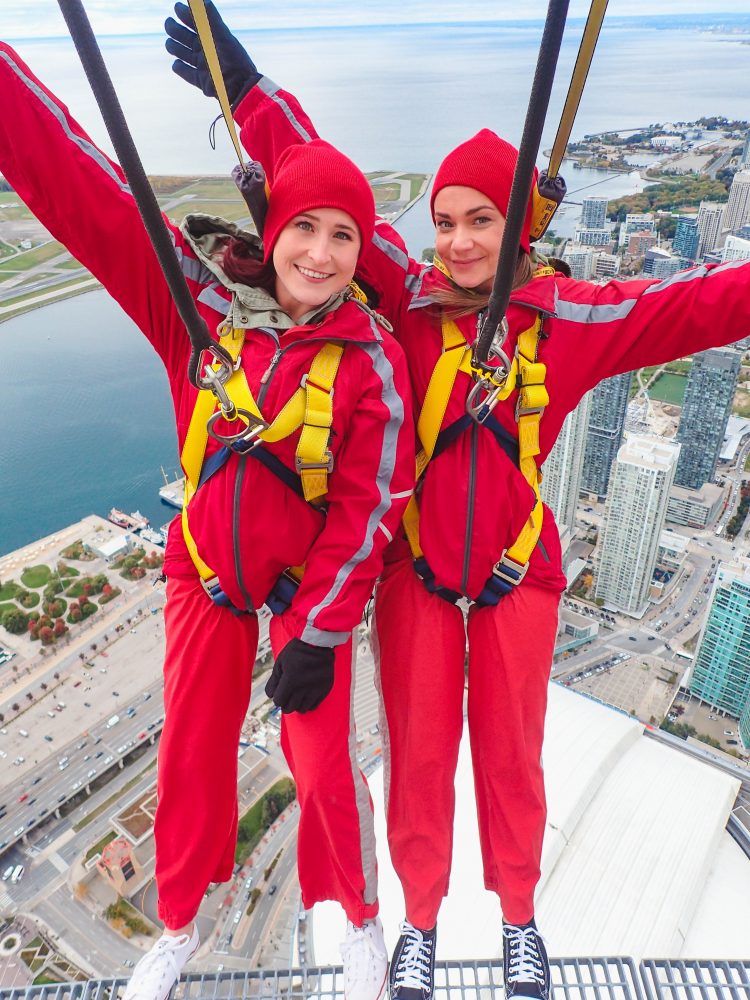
466,372,509,424
295,451,334,475
206,408,269,449
491,550,529,587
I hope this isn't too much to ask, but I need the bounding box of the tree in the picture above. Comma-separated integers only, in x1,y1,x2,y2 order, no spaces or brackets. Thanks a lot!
26,692,33,701
2,608,28,634
39,626,55,645
53,671,60,680
40,682,48,691
11,703,19,712
54,619,67,638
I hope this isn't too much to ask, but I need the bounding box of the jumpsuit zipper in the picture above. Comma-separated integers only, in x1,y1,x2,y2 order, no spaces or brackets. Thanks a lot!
232,454,255,612
461,423,479,595
460,311,485,596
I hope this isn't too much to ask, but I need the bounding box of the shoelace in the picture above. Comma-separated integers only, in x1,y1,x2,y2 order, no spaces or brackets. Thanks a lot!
127,934,192,996
392,922,433,991
502,925,545,985
340,923,383,982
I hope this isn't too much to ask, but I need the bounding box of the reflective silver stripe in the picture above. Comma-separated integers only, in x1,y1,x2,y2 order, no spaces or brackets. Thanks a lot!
1,50,130,195
174,245,213,285
301,342,404,644
197,285,231,314
258,76,312,142
390,489,414,499
347,640,378,905
372,231,410,271
554,286,637,324
643,257,749,295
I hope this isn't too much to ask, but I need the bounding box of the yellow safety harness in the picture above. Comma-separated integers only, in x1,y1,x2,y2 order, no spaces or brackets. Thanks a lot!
179,322,345,610
404,268,553,604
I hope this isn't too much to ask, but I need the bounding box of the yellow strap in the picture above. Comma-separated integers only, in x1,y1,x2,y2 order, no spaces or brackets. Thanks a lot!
187,0,246,169
296,344,345,502
404,302,548,588
180,331,344,581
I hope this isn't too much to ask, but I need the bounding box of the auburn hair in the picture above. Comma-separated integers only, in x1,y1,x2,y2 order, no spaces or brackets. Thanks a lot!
218,236,276,294
430,251,534,320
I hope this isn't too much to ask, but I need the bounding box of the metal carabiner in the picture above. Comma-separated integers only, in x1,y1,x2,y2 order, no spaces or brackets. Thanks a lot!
466,376,507,424
206,408,269,449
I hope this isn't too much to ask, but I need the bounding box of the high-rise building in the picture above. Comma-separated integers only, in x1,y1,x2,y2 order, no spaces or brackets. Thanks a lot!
643,247,682,278
619,212,655,248
561,244,593,280
690,560,750,733
697,201,726,256
722,235,750,263
674,348,741,489
574,227,611,247
595,435,680,616
724,171,750,233
741,133,750,169
540,392,591,532
592,252,620,279
581,371,632,498
672,217,699,262
628,231,657,256
580,196,608,230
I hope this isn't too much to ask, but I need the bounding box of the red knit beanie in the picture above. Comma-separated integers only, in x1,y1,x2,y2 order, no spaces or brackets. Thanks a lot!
263,140,375,262
430,129,537,254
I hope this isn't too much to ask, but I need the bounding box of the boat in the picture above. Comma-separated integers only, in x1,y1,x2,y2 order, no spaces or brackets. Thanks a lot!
139,527,165,547
128,510,150,530
158,480,184,509
159,467,185,510
108,508,150,531
108,508,136,529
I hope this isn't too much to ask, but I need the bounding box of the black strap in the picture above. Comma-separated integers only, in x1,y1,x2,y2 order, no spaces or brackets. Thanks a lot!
433,413,520,466
56,0,231,387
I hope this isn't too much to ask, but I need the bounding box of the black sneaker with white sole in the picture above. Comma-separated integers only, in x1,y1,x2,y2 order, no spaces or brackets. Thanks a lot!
501,919,551,1000
389,920,437,1000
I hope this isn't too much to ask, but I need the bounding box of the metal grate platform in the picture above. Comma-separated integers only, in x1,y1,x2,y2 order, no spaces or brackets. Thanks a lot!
1,959,748,1000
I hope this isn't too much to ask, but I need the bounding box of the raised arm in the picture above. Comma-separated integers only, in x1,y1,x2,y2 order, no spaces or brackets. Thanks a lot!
0,42,194,373
164,4,428,331
547,261,750,414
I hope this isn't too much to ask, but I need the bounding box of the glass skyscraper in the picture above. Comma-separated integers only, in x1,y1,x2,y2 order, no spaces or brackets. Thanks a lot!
675,348,740,490
691,563,750,744
581,372,632,498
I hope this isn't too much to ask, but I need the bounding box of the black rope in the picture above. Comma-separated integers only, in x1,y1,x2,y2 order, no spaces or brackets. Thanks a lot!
476,0,569,366
56,0,232,387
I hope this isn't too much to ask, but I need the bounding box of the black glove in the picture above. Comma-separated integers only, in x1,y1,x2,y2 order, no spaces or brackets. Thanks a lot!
265,638,335,714
164,1,261,106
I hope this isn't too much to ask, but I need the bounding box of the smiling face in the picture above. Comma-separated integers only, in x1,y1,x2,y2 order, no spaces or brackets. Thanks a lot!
433,185,506,292
272,208,361,323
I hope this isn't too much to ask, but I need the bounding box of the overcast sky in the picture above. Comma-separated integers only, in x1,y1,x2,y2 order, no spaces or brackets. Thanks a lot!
4,1,750,39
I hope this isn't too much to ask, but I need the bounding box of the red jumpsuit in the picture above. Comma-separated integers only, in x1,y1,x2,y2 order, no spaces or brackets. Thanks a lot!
0,44,413,929
235,77,750,928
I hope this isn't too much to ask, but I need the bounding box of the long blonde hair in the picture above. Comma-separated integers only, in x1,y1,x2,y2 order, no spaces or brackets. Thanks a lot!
430,252,534,320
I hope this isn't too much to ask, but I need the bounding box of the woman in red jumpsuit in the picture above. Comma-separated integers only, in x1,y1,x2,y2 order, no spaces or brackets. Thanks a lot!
0,40,415,1000
163,7,750,993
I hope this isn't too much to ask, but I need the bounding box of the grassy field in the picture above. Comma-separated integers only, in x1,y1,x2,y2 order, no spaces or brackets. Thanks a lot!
649,371,687,405
166,200,251,225
0,240,67,273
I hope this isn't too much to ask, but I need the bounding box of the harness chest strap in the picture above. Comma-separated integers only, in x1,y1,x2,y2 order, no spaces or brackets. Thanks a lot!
179,326,344,586
404,300,549,596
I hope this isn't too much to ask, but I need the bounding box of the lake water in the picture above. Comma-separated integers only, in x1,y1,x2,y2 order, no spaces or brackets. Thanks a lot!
2,14,750,555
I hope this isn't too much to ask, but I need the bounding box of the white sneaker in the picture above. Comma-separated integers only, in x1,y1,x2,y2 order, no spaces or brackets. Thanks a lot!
123,926,199,1000
340,917,388,1000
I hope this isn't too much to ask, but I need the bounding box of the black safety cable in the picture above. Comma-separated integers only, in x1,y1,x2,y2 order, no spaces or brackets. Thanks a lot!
475,0,570,368
56,0,233,388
